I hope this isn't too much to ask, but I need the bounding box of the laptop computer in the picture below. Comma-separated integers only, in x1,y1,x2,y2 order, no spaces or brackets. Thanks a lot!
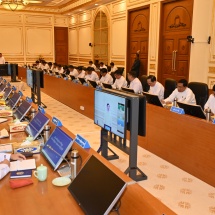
78,77,86,85
7,92,21,109
143,92,163,107
55,72,60,76
177,101,206,119
13,100,31,121
121,87,135,93
69,75,76,80
88,80,98,88
2,87,12,100
68,155,126,215
102,83,112,89
61,73,67,78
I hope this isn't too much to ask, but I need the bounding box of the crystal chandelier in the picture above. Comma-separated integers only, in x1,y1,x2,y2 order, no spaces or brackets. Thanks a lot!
0,0,28,11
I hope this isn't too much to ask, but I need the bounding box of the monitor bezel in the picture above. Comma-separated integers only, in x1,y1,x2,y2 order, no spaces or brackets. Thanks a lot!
121,87,135,93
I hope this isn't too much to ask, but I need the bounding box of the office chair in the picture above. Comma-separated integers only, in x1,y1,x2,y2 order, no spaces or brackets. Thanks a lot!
188,82,209,108
118,67,124,75
164,78,177,99
140,75,150,92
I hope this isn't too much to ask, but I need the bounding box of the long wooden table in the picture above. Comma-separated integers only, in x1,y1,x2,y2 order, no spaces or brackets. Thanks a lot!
39,74,215,187
0,102,175,215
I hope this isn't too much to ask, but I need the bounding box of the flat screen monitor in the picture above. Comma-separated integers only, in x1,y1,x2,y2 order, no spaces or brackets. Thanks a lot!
121,87,135,93
13,100,31,121
27,69,34,88
41,127,73,171
102,83,112,89
94,90,127,138
68,155,126,215
25,111,49,140
88,80,98,88
34,70,44,88
177,101,206,119
8,64,18,82
78,77,86,85
7,92,21,109
0,83,6,92
143,92,163,107
127,94,146,136
3,87,12,100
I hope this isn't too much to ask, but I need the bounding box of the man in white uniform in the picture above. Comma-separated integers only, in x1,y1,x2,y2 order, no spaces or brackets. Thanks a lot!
89,61,97,70
85,67,99,82
147,75,164,100
110,62,118,73
204,85,215,115
69,65,79,78
112,70,127,90
0,153,26,180
77,66,86,78
99,68,113,84
0,53,5,64
127,70,143,93
162,79,196,104
99,62,107,69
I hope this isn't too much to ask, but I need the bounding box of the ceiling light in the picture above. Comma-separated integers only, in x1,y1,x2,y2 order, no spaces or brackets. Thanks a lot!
0,0,28,11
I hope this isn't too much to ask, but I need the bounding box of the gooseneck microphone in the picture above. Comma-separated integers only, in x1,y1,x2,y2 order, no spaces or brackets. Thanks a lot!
46,144,72,177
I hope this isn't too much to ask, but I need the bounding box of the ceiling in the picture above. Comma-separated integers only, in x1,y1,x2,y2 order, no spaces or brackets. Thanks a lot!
24,0,112,15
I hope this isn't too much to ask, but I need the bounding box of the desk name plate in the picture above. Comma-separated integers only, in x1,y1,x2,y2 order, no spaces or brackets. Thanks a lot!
52,117,62,127
170,106,185,114
74,134,90,149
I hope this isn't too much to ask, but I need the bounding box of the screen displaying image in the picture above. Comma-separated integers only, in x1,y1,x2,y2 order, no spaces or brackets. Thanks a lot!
25,111,49,140
13,100,31,121
27,69,33,88
94,90,127,138
41,127,73,171
7,92,21,109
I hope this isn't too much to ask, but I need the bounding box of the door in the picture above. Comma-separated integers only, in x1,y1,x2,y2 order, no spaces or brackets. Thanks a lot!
54,27,68,65
127,7,150,77
159,0,194,84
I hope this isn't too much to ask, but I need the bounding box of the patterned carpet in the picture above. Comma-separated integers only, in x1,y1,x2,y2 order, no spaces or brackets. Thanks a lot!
23,85,215,215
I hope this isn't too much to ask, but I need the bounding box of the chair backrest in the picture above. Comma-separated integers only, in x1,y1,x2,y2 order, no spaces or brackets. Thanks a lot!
164,78,177,99
139,75,149,92
110,72,116,83
118,67,124,75
188,82,209,108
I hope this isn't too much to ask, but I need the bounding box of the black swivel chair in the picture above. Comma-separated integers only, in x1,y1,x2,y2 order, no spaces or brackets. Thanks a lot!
164,78,177,99
118,67,124,75
139,75,150,92
188,82,209,109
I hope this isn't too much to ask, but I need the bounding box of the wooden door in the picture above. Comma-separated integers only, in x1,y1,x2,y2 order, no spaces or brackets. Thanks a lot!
127,7,150,77
159,0,194,84
54,27,68,65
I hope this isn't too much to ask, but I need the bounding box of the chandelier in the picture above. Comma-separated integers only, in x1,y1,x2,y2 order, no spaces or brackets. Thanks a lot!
0,0,28,11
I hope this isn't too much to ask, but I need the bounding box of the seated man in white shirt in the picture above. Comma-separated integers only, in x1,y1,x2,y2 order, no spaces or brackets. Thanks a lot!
110,62,118,73
99,68,113,85
47,62,53,71
0,153,26,180
69,65,79,78
162,79,196,105
41,60,49,71
127,70,143,94
0,53,5,64
89,60,97,70
112,70,127,90
35,60,41,69
204,85,215,115
56,64,64,74
99,62,107,69
147,75,164,100
77,66,86,78
85,67,99,82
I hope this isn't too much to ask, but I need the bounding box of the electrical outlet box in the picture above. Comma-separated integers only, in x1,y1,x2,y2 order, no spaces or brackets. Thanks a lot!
80,106,84,110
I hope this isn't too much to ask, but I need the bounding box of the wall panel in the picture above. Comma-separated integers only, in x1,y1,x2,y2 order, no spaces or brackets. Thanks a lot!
78,27,92,55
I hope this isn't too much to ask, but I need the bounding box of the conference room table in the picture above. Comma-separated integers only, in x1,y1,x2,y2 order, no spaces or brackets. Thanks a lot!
0,105,175,215
38,73,215,188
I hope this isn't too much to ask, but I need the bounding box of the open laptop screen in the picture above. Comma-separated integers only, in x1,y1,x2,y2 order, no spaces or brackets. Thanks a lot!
7,92,21,109
13,100,31,121
3,87,12,100
68,155,126,215
41,127,73,171
25,112,49,140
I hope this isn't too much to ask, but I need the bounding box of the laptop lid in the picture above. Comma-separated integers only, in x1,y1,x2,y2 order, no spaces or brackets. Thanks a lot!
7,92,21,109
143,92,163,107
121,87,135,93
102,83,112,89
68,155,126,215
3,87,12,100
88,80,98,88
177,101,206,119
78,77,86,84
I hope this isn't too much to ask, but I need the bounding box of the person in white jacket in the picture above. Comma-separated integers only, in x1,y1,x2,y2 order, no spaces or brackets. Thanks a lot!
0,153,26,180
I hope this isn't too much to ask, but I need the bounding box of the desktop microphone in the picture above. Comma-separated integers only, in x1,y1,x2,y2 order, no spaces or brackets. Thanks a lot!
46,144,72,177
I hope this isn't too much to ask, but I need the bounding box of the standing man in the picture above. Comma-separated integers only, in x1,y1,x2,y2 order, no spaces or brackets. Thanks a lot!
131,50,140,77
0,53,5,64
147,75,164,100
